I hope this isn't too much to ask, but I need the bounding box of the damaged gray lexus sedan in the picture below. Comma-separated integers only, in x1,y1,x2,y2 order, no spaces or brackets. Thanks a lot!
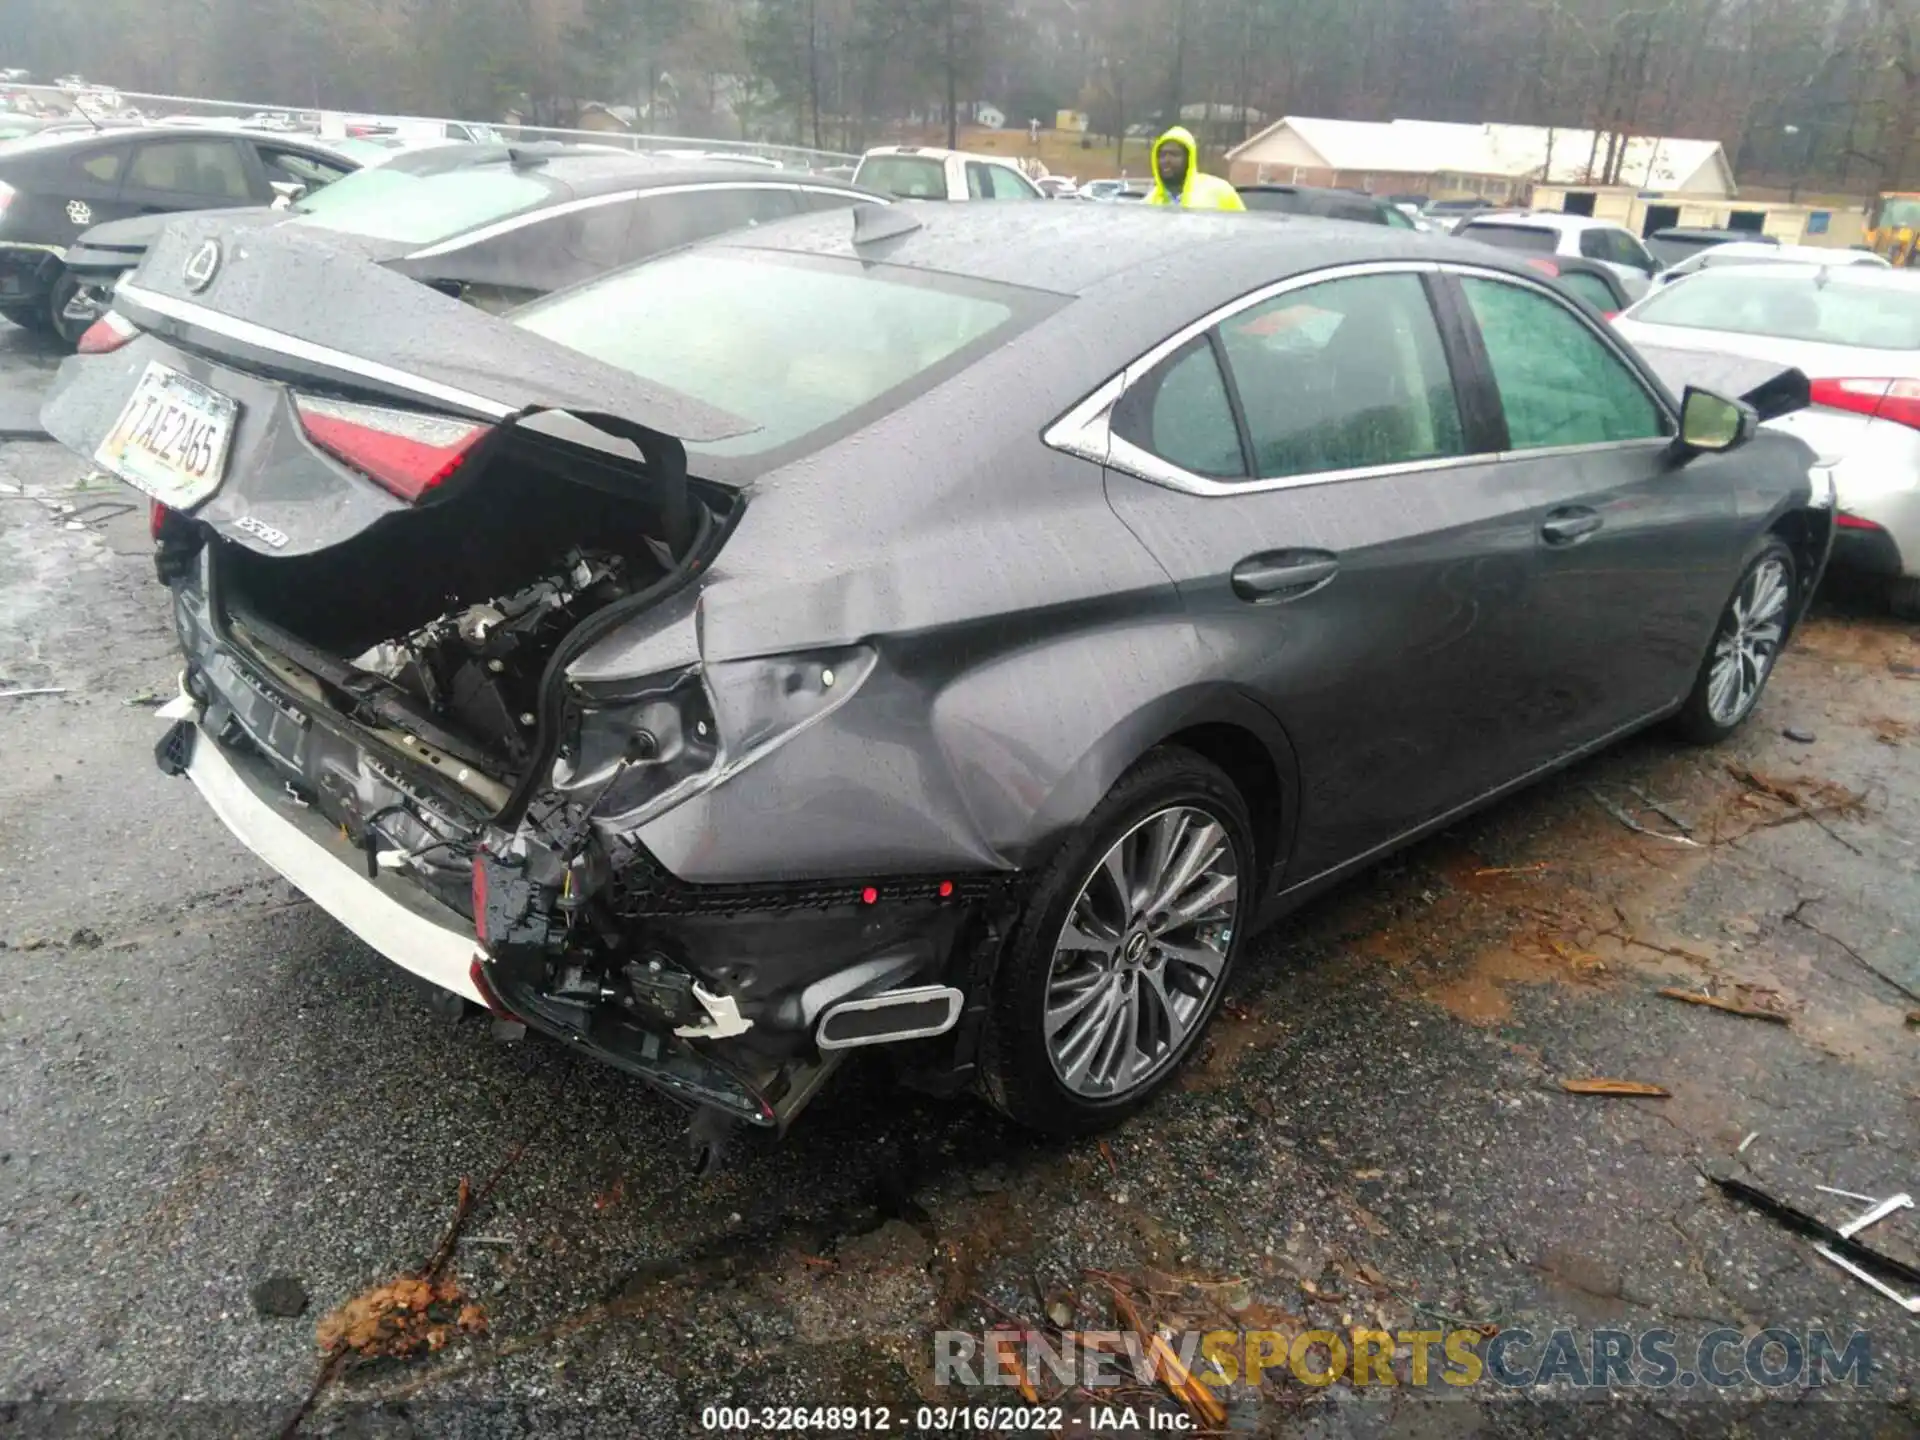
42,203,1836,1147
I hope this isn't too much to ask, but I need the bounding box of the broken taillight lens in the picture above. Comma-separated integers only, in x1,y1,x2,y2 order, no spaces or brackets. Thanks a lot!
76,310,138,354
1810,377,1920,431
292,394,490,503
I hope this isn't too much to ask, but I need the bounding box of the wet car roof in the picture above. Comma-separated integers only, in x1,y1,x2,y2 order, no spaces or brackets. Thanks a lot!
713,200,1518,301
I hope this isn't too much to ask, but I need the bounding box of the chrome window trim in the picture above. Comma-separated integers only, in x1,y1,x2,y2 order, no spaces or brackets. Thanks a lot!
1044,258,1677,498
404,180,834,259
112,281,514,420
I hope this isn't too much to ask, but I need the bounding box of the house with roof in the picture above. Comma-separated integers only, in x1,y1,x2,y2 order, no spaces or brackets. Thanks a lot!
1224,115,1734,204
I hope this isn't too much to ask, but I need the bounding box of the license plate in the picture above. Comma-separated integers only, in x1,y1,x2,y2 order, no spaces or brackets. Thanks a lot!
93,361,237,509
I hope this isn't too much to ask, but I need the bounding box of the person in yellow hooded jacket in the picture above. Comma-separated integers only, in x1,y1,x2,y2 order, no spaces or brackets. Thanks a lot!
1145,126,1245,211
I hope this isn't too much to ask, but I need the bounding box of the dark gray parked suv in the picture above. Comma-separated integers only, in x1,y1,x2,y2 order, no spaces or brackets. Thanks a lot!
41,205,1834,1154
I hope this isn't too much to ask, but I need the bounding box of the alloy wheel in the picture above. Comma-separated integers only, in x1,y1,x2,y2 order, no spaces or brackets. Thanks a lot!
1042,805,1239,1099
1706,557,1789,726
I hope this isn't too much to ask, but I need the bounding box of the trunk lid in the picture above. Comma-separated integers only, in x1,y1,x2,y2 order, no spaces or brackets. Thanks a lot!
64,207,277,273
39,214,755,557
107,213,756,431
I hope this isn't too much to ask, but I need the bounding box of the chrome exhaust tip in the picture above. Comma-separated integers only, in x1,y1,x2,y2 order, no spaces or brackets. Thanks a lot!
816,984,963,1051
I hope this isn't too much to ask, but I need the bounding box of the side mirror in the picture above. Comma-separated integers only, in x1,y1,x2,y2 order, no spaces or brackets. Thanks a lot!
269,179,307,209
1677,385,1756,454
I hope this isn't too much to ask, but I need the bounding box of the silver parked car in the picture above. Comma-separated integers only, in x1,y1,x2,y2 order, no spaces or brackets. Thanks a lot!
42,206,1834,1148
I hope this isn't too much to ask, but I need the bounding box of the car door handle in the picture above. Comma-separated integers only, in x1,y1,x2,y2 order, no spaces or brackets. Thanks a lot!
1230,550,1340,603
1540,508,1603,545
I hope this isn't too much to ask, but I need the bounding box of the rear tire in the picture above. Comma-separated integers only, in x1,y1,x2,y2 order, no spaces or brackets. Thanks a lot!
979,747,1253,1136
47,270,91,349
0,299,53,334
1672,537,1797,745
1889,576,1920,621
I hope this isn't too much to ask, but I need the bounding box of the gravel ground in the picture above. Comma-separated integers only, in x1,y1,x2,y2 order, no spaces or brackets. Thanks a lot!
1,316,1916,1438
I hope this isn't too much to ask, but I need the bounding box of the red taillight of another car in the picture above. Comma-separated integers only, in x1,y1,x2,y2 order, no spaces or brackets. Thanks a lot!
292,394,491,503
77,310,138,354
1835,511,1884,531
0,180,15,220
1810,377,1920,431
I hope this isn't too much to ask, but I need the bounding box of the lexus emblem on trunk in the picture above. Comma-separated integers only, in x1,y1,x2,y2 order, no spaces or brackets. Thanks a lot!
183,240,221,292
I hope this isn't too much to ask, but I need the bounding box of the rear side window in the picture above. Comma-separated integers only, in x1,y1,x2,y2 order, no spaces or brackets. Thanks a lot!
126,139,251,200
75,147,125,184
1113,337,1246,478
1462,277,1668,448
1217,273,1465,479
627,187,798,258
1460,223,1558,254
855,155,946,200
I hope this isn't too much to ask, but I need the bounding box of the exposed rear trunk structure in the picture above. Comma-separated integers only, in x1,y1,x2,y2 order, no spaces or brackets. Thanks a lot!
216,422,730,788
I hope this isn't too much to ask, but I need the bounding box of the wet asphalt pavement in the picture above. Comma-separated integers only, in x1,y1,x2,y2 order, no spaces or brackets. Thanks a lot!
1,314,1916,1439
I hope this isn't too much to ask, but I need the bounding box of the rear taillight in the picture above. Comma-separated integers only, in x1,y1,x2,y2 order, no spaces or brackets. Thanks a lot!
149,499,170,539
292,395,490,503
1524,256,1563,278
76,310,137,354
1835,511,1883,531
1810,377,1920,431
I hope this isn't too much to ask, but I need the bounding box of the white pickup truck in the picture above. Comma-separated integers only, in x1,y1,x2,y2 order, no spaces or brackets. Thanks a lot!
852,145,1042,201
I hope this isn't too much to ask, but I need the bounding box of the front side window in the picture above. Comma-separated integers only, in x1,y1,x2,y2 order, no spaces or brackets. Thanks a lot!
1112,337,1245,478
257,145,352,192
126,139,250,200
1462,276,1668,449
1556,270,1620,312
1217,273,1465,479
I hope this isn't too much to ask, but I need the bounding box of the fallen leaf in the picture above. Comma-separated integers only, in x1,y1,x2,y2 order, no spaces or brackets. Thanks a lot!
1352,1168,1385,1181
1560,1078,1671,1098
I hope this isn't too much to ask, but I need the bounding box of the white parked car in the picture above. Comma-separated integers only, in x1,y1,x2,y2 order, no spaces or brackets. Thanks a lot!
1454,211,1662,299
852,145,1041,201
1651,240,1891,287
1613,263,1920,614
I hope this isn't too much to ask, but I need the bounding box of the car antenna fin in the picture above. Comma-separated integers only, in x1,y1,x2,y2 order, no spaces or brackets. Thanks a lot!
852,203,922,246
505,146,549,169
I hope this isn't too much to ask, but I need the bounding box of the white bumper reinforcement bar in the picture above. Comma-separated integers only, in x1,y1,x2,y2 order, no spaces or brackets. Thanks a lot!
162,696,484,1003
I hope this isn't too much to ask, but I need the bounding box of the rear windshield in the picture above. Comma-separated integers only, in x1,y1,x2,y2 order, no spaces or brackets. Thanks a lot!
854,155,947,200
514,250,1038,462
286,165,559,245
1630,271,1920,350
1458,222,1559,254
